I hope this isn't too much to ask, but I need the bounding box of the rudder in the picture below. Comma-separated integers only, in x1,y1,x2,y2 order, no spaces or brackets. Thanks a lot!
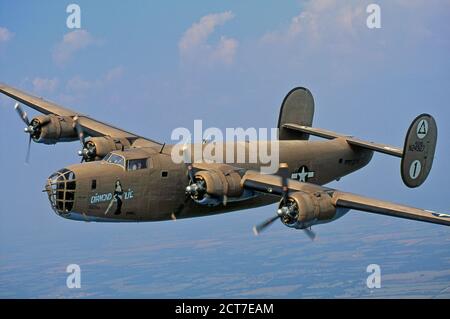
401,114,437,188
278,87,315,140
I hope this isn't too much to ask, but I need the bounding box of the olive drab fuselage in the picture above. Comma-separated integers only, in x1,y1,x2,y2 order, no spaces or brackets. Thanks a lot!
46,138,373,222
5,83,445,230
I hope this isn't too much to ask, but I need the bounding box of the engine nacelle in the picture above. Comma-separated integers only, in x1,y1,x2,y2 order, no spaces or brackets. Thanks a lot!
82,136,131,161
194,169,243,198
186,166,246,206
279,191,337,229
30,115,78,144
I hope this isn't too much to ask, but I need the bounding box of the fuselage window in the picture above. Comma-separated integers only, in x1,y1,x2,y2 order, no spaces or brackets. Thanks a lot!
91,179,97,190
127,159,148,171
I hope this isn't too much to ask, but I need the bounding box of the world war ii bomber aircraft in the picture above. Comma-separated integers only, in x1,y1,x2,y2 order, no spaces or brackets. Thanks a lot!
1,83,448,238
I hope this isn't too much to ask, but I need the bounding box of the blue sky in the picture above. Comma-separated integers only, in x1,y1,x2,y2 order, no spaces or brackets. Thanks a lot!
0,0,449,297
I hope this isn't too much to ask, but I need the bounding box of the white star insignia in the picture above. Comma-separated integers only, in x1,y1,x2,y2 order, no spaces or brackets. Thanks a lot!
291,166,315,182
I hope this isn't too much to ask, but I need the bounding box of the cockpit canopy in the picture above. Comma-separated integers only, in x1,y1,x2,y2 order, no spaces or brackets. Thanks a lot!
102,150,152,171
103,153,125,166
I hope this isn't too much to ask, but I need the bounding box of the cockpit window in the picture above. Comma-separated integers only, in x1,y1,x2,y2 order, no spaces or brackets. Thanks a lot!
103,153,112,162
127,159,148,171
106,154,125,167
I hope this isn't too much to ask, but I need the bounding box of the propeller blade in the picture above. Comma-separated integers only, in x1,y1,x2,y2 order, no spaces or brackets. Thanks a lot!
222,195,228,206
303,228,316,241
25,135,31,164
182,144,196,184
278,163,289,205
182,143,192,164
73,115,90,161
73,115,85,146
253,214,280,236
14,103,30,126
187,165,195,183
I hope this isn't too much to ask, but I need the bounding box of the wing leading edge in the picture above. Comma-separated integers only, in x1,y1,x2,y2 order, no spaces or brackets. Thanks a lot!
333,191,450,226
241,170,450,227
0,83,162,146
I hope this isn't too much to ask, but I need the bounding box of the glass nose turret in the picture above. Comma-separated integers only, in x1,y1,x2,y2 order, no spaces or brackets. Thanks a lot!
45,168,76,215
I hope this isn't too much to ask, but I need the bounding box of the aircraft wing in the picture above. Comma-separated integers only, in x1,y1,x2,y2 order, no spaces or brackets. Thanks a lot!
332,191,450,226
241,170,450,227
0,83,162,145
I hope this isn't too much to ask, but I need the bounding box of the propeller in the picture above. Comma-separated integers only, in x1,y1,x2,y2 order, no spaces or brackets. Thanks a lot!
184,162,207,202
182,144,197,192
253,163,290,235
187,164,195,184
182,144,228,206
173,145,198,219
14,102,30,126
14,103,33,163
303,227,316,241
73,115,94,162
73,115,85,146
279,163,289,206
252,214,281,235
252,163,316,241
25,136,31,164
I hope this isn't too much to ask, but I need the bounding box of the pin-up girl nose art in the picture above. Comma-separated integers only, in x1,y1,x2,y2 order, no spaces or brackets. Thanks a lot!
104,179,124,216
113,180,124,215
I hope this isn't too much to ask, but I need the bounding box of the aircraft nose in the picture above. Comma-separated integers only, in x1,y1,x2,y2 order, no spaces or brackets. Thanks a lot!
45,168,77,216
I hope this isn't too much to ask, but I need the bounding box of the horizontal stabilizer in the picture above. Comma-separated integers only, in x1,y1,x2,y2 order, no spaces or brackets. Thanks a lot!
284,113,437,188
283,123,403,157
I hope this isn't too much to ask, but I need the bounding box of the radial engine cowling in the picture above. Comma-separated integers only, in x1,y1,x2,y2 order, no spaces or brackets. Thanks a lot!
195,169,243,198
30,115,78,144
186,166,245,206
279,191,337,229
81,136,131,161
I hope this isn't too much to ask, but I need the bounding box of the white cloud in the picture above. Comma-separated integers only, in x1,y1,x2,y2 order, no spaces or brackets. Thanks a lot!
210,36,238,65
53,66,125,105
52,30,95,65
32,77,59,93
179,11,234,52
66,76,92,93
252,0,450,88
104,66,124,82
179,11,238,66
23,67,125,106
66,66,125,93
0,26,13,43
261,0,365,47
